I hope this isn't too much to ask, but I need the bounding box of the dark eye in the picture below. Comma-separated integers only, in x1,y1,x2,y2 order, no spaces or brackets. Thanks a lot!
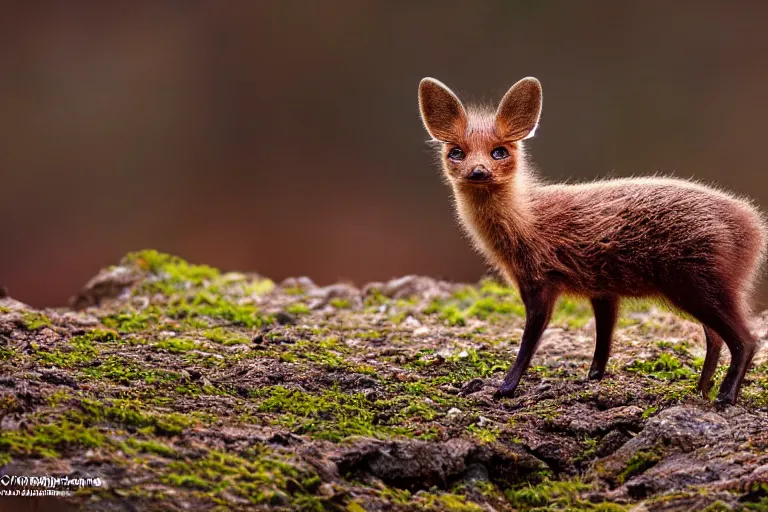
491,146,509,160
447,147,465,161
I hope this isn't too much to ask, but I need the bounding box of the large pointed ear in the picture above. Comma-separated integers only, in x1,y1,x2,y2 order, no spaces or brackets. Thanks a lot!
418,78,468,142
495,77,542,141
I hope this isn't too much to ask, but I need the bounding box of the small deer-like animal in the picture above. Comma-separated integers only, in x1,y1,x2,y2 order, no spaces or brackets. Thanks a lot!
418,76,767,405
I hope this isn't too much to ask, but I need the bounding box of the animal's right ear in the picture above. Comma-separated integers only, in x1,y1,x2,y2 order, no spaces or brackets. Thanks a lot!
418,78,467,142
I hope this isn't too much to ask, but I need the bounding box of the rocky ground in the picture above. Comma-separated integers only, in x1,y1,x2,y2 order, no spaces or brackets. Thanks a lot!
2,251,768,511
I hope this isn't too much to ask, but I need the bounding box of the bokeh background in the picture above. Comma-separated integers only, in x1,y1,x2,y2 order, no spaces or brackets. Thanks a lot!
3,1,768,309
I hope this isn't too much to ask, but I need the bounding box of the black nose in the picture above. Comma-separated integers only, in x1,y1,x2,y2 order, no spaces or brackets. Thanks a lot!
466,167,491,182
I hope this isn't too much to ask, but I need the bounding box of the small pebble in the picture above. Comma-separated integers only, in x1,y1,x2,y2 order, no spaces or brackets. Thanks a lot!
403,315,421,328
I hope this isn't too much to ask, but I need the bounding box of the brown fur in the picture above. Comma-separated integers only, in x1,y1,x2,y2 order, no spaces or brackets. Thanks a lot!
418,77,767,405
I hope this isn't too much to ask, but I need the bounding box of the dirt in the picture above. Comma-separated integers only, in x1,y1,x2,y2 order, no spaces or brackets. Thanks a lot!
2,250,768,511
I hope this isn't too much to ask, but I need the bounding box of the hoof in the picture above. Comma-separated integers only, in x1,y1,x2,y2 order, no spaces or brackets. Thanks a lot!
714,394,735,410
587,369,604,381
493,386,515,400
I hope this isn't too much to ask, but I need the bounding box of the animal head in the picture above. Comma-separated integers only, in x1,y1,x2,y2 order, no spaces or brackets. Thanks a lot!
418,77,542,187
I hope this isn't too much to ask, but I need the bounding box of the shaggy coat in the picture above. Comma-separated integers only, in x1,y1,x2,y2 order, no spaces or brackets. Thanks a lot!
418,77,767,405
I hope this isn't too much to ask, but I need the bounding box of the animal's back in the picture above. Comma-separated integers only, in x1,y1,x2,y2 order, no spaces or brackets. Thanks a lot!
529,177,767,302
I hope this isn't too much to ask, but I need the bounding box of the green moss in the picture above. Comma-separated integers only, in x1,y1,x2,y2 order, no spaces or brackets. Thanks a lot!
466,424,498,443
0,417,103,459
85,328,121,343
478,278,517,297
125,249,220,290
428,283,525,325
0,395,22,416
426,280,605,330
254,386,378,440
160,448,321,509
626,353,694,381
167,292,270,329
505,478,627,511
0,346,16,361
621,298,654,314
467,297,524,320
286,302,311,316
740,362,768,408
36,334,99,368
283,286,305,296
741,482,768,510
20,311,52,331
405,492,484,511
657,339,692,357
381,487,413,505
119,251,274,330
389,310,409,324
45,390,72,407
439,304,467,326
102,310,156,333
411,348,506,385
243,278,276,296
389,395,437,423
253,385,418,441
363,288,388,307
642,405,659,419
617,449,662,484
346,502,366,512
121,438,176,457
154,337,198,354
80,398,197,436
552,297,593,329
358,330,384,340
82,356,176,385
202,328,249,346
435,494,484,511
703,501,737,512
256,335,379,376
330,298,352,309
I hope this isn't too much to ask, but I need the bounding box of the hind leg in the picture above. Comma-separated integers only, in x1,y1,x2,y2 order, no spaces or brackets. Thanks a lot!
670,291,756,405
588,296,619,380
712,315,756,406
698,326,723,399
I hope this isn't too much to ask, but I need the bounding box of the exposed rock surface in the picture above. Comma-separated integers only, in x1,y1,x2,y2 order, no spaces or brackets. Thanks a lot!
1,250,768,511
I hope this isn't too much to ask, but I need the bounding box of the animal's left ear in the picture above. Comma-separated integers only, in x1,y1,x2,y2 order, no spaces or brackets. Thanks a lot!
495,77,542,141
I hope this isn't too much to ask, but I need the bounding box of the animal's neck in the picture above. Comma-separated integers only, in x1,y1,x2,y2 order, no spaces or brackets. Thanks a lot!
452,171,534,269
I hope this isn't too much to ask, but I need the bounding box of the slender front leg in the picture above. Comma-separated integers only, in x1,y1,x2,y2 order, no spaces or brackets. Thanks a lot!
495,285,557,398
588,296,619,380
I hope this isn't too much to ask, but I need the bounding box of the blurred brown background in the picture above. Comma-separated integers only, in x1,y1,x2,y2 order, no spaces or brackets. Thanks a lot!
2,1,768,309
